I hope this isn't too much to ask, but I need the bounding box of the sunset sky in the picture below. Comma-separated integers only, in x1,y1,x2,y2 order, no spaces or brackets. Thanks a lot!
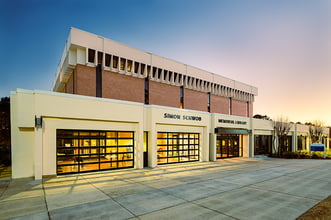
1,0,330,125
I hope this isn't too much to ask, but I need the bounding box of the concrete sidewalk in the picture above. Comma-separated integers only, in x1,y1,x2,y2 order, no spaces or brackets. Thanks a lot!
0,158,330,220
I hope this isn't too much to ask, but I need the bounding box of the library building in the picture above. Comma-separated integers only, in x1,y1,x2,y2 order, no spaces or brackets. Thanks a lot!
10,28,329,179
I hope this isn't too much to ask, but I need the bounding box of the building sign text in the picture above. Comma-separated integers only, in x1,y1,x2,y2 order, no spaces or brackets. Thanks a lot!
218,119,247,125
164,113,202,121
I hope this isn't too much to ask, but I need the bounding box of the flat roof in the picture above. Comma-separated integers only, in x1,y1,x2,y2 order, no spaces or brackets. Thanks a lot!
53,27,258,96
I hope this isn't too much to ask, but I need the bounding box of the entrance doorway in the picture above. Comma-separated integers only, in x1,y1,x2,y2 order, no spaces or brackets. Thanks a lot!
216,135,240,159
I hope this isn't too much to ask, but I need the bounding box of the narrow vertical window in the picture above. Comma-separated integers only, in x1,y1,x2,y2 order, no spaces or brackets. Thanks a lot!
134,62,139,74
105,54,111,67
144,78,149,104
96,63,102,97
158,69,162,79
163,70,168,81
140,64,145,75
180,86,184,109
147,65,151,76
208,92,211,112
120,58,125,70
247,101,249,117
127,60,132,72
229,98,232,115
112,56,118,68
152,67,157,78
88,49,95,63
97,52,103,65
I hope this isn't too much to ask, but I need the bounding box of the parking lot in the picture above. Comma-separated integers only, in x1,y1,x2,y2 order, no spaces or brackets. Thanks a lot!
0,158,330,220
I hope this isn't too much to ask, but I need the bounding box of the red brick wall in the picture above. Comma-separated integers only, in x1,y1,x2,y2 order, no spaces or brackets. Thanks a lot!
248,102,253,118
102,70,144,103
232,99,247,117
210,95,229,114
75,64,96,97
149,81,179,108
184,89,208,112
65,72,74,94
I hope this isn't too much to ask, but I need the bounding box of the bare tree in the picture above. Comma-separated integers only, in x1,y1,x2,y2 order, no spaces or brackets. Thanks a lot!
273,116,292,156
308,120,325,144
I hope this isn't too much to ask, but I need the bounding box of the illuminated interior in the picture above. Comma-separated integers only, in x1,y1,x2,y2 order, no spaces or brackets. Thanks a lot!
56,130,134,174
157,132,199,164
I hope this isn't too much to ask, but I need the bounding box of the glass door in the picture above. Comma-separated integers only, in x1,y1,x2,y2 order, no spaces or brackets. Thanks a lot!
216,135,240,159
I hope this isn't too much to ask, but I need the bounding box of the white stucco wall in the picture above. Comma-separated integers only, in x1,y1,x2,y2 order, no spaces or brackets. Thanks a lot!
11,89,330,179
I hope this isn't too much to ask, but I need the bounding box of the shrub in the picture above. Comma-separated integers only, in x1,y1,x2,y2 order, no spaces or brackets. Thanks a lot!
282,151,298,159
311,153,321,159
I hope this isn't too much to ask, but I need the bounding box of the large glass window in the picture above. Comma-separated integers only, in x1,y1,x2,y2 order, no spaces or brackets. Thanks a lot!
216,135,241,159
297,136,307,151
57,130,134,175
254,135,272,155
157,132,199,164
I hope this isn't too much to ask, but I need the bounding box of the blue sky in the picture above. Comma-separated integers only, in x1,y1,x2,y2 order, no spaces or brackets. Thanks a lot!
0,0,330,125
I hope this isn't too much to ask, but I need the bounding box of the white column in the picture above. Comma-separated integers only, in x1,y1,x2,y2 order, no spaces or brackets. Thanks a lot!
293,124,298,152
248,118,254,157
148,124,157,168
135,122,144,169
85,48,89,64
34,117,43,180
248,132,254,157
201,127,209,162
209,132,216,161
292,132,297,152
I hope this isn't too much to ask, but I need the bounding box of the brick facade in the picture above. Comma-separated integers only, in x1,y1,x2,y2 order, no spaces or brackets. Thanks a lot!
149,81,179,108
210,95,229,114
75,64,96,97
184,89,208,112
65,72,74,94
248,102,253,118
231,99,247,117
102,70,144,103
63,65,254,117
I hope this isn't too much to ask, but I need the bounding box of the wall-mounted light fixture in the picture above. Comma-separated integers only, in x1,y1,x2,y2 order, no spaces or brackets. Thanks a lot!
35,116,42,128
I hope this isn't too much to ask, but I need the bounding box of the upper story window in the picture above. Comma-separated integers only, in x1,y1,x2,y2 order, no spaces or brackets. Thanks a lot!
180,86,184,109
112,56,118,68
134,62,139,73
158,69,162,79
152,67,157,78
163,70,168,81
127,60,132,72
141,64,145,75
147,65,151,77
88,49,95,63
208,92,211,112
105,54,111,67
97,52,103,65
120,58,125,70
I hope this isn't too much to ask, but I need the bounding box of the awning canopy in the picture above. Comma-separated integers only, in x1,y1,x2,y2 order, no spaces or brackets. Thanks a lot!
214,127,251,135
